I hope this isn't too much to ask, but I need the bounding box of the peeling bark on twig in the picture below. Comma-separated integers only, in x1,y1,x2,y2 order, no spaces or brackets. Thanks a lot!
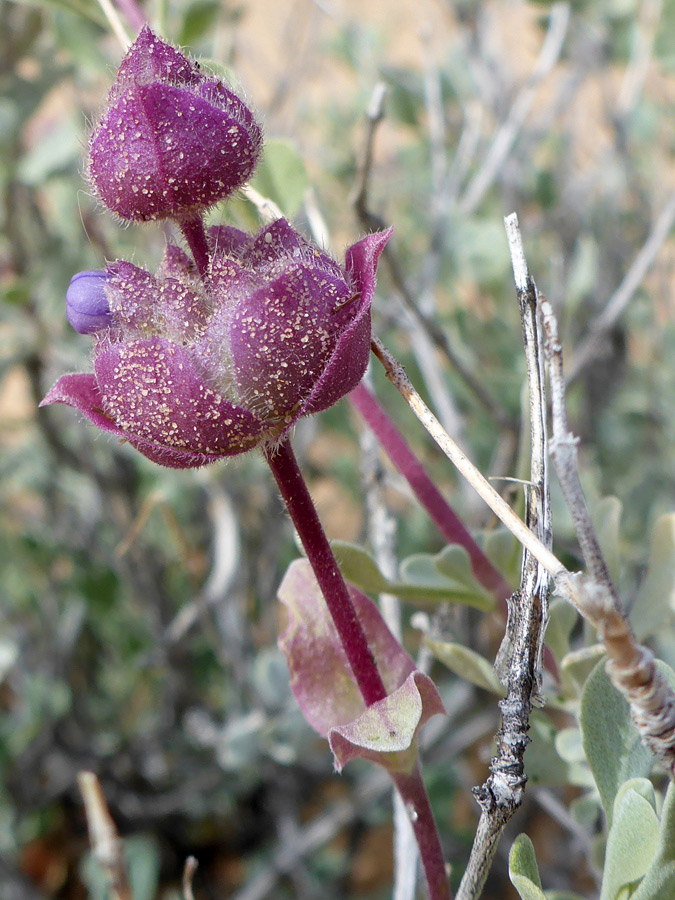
557,573,675,773
455,214,552,900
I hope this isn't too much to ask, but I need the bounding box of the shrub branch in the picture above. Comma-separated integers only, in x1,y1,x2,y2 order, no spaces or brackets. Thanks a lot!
370,213,675,790
454,214,553,900
542,292,675,775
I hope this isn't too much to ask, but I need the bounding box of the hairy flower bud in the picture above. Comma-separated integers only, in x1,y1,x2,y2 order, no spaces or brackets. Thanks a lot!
66,270,112,334
88,27,262,222
42,220,392,468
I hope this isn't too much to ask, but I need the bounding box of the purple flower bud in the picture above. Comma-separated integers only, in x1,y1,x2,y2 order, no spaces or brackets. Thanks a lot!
65,270,112,334
42,221,392,469
88,27,262,223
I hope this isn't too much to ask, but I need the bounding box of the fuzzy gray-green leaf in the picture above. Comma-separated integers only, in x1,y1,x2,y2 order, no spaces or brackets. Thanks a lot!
599,779,660,900
424,637,506,695
332,541,495,610
580,660,654,824
630,783,675,900
509,834,546,900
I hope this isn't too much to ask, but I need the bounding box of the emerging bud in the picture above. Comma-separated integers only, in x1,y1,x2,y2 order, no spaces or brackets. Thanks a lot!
65,270,112,334
88,27,262,223
42,221,392,468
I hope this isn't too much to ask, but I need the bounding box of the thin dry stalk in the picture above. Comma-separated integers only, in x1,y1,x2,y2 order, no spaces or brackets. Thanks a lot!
77,771,132,900
240,185,284,223
95,0,132,49
370,334,563,580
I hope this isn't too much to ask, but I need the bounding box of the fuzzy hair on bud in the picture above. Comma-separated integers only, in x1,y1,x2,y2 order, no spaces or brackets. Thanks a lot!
88,27,263,223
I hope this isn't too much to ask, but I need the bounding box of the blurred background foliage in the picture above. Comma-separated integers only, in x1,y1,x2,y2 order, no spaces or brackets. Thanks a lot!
1,0,675,897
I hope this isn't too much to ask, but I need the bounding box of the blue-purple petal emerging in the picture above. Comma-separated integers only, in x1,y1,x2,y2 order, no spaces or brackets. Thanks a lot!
66,271,112,334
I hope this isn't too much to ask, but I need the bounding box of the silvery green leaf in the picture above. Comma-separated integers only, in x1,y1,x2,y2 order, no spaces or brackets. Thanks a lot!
599,779,660,900
509,834,547,900
580,660,654,824
424,637,505,695
630,784,675,900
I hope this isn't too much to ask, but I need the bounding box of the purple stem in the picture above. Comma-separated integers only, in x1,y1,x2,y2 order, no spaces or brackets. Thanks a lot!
266,438,451,900
266,438,387,707
350,382,511,601
114,0,147,33
392,763,452,900
180,215,211,278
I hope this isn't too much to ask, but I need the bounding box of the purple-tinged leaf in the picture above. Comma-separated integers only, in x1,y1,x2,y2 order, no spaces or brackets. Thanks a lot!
278,559,444,774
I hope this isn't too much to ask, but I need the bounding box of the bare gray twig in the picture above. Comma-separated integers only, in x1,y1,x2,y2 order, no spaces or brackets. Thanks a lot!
455,213,552,900
495,214,553,700
182,856,198,900
543,303,617,594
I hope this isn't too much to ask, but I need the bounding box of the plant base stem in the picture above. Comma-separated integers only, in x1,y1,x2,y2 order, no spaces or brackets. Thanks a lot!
392,763,452,900
267,437,452,900
265,438,387,706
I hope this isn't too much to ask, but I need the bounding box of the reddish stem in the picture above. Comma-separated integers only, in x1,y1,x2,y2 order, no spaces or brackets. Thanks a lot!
392,763,452,900
350,382,511,600
265,439,387,706
266,438,451,900
180,215,211,278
